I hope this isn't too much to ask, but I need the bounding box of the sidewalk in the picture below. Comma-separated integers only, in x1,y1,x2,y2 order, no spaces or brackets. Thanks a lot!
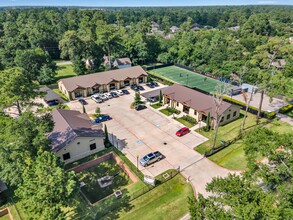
276,113,293,126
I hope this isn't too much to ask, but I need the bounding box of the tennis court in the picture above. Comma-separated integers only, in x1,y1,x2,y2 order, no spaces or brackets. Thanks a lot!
150,65,224,93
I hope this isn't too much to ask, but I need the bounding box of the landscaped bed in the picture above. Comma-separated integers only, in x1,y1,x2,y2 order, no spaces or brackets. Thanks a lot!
76,157,133,204
150,102,163,109
159,107,181,116
175,115,197,128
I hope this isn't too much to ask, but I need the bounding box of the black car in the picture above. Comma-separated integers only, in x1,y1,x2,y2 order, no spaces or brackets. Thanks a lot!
110,91,119,98
122,89,130,94
150,81,159,87
131,85,139,91
137,85,145,90
78,98,87,105
146,83,155,88
46,100,59,106
135,105,147,111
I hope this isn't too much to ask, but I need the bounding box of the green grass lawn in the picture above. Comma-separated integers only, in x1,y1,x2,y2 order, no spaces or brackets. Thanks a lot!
102,174,193,220
0,215,10,220
195,111,293,170
159,108,173,116
175,117,196,128
54,65,76,82
77,159,132,204
150,102,163,109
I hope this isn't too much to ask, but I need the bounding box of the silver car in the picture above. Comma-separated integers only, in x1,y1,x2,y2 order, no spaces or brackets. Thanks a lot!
91,94,103,103
139,151,163,167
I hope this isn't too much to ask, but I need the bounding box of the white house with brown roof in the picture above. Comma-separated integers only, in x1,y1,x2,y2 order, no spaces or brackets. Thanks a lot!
58,66,148,100
170,26,179,33
163,84,240,127
48,109,105,163
113,57,132,69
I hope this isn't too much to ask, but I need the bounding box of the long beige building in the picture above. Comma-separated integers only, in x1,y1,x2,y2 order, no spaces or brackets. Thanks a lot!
58,66,148,100
163,84,240,127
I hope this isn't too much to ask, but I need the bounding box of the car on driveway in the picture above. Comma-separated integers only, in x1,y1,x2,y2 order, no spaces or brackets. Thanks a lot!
137,85,145,90
140,151,163,167
148,97,157,103
46,100,59,106
116,90,124,96
78,98,87,105
135,105,147,111
95,115,111,123
110,91,119,98
98,94,109,101
131,85,139,91
176,127,190,137
122,89,130,94
146,83,155,88
91,94,103,103
105,93,113,99
150,81,159,87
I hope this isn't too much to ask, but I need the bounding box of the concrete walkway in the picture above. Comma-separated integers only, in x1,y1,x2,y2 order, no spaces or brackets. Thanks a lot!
277,113,293,126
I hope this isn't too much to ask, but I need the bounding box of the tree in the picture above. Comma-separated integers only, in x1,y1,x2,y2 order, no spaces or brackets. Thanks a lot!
134,91,141,105
0,68,39,115
211,83,227,150
16,150,77,219
14,48,56,82
104,124,109,144
0,112,53,186
205,112,211,132
159,90,163,104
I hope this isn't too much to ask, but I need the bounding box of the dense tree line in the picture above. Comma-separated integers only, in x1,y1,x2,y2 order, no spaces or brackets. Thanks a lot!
189,127,293,220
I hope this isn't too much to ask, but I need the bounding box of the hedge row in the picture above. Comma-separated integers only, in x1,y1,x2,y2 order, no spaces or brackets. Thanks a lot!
182,115,197,124
223,96,276,119
166,106,181,114
279,104,293,114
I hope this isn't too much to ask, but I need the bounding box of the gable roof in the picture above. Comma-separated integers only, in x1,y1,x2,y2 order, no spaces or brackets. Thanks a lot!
163,84,232,117
114,57,132,65
48,109,104,152
170,26,179,30
59,66,147,92
39,86,62,102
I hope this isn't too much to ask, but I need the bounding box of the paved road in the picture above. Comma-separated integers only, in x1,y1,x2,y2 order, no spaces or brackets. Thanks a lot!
277,113,293,126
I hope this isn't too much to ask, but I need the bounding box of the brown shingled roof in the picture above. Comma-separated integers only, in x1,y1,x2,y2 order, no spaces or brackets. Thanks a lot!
59,66,147,92
48,109,104,152
163,84,232,118
115,57,132,65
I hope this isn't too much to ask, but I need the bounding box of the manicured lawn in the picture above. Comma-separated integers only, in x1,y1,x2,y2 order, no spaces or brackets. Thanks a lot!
150,102,163,109
0,215,10,220
159,108,180,116
77,159,132,204
102,174,193,220
175,117,195,128
54,65,76,82
195,111,293,171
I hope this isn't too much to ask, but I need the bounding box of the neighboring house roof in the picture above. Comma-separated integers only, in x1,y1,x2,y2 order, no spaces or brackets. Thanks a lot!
48,109,104,152
228,26,240,31
114,57,132,66
141,87,169,99
271,59,286,68
59,66,147,92
164,34,174,39
170,26,179,31
39,86,62,102
289,37,293,44
163,84,233,118
151,21,159,27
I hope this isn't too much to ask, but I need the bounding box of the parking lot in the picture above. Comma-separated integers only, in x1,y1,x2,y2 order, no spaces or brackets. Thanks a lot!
67,84,208,177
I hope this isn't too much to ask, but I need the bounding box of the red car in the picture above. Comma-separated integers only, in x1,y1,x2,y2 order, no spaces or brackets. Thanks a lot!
176,127,190,137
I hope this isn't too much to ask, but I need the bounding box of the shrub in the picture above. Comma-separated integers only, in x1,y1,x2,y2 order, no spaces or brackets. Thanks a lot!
182,115,197,124
279,104,293,114
166,107,181,114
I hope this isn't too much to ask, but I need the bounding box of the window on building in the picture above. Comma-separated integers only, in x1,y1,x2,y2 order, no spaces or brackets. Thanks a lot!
227,114,231,120
63,153,70,160
194,110,197,115
90,143,97,151
176,102,179,107
220,117,224,122
233,111,237,117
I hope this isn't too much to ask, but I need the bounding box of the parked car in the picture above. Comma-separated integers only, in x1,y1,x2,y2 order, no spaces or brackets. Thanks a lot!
104,92,113,99
150,81,159,87
176,127,190,137
122,89,130,94
46,100,59,106
78,98,87,105
95,115,111,123
131,85,139,91
137,85,145,90
146,83,155,88
140,151,163,167
91,94,103,103
98,94,109,101
116,90,124,96
110,91,119,98
135,105,147,111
